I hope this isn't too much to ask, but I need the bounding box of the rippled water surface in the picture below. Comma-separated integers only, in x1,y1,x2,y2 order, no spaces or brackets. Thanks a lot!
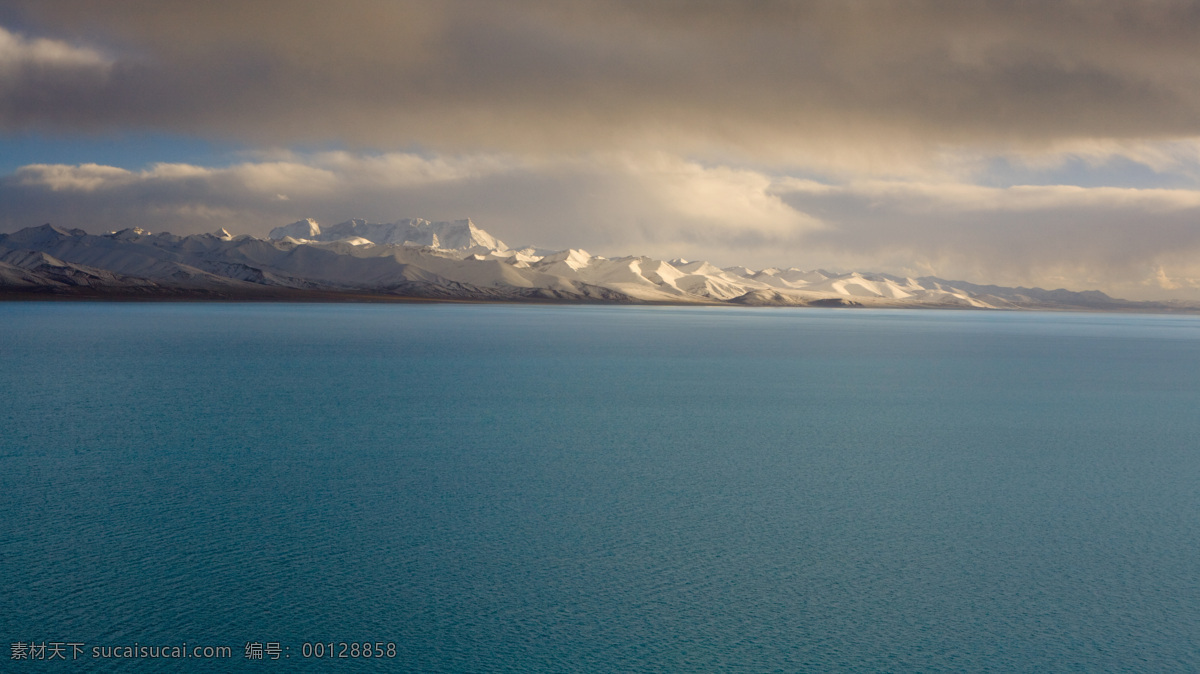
3,303,1200,671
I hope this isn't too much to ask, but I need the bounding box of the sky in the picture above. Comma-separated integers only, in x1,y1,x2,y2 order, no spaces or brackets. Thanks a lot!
4,1,1200,300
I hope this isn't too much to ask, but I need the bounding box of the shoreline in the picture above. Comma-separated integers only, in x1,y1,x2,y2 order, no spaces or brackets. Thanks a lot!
4,287,1199,315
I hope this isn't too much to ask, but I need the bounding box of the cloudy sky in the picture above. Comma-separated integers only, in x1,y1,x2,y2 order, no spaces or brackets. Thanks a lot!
4,1,1200,299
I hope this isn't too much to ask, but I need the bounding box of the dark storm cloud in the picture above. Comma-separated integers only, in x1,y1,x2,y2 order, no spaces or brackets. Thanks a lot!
6,1,1200,158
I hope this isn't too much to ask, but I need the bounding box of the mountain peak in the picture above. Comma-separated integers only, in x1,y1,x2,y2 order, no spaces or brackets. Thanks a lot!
38,223,82,235
269,219,321,240
269,217,507,252
1,223,87,247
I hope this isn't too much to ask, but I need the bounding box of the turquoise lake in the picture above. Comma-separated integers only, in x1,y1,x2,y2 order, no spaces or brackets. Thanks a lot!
2,303,1199,671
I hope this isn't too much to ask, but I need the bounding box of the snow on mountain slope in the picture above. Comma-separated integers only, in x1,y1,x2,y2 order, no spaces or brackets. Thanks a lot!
533,248,594,274
1,219,1169,310
0,249,158,289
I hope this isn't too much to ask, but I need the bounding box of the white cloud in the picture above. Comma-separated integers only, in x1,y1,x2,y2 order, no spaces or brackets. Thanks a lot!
14,163,132,191
616,153,820,237
0,24,110,73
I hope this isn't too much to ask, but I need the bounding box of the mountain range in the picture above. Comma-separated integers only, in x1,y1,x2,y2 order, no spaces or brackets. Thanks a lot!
1,218,1195,312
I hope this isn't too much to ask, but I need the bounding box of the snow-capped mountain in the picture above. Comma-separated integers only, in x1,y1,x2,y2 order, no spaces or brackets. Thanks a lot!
0,219,1191,312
